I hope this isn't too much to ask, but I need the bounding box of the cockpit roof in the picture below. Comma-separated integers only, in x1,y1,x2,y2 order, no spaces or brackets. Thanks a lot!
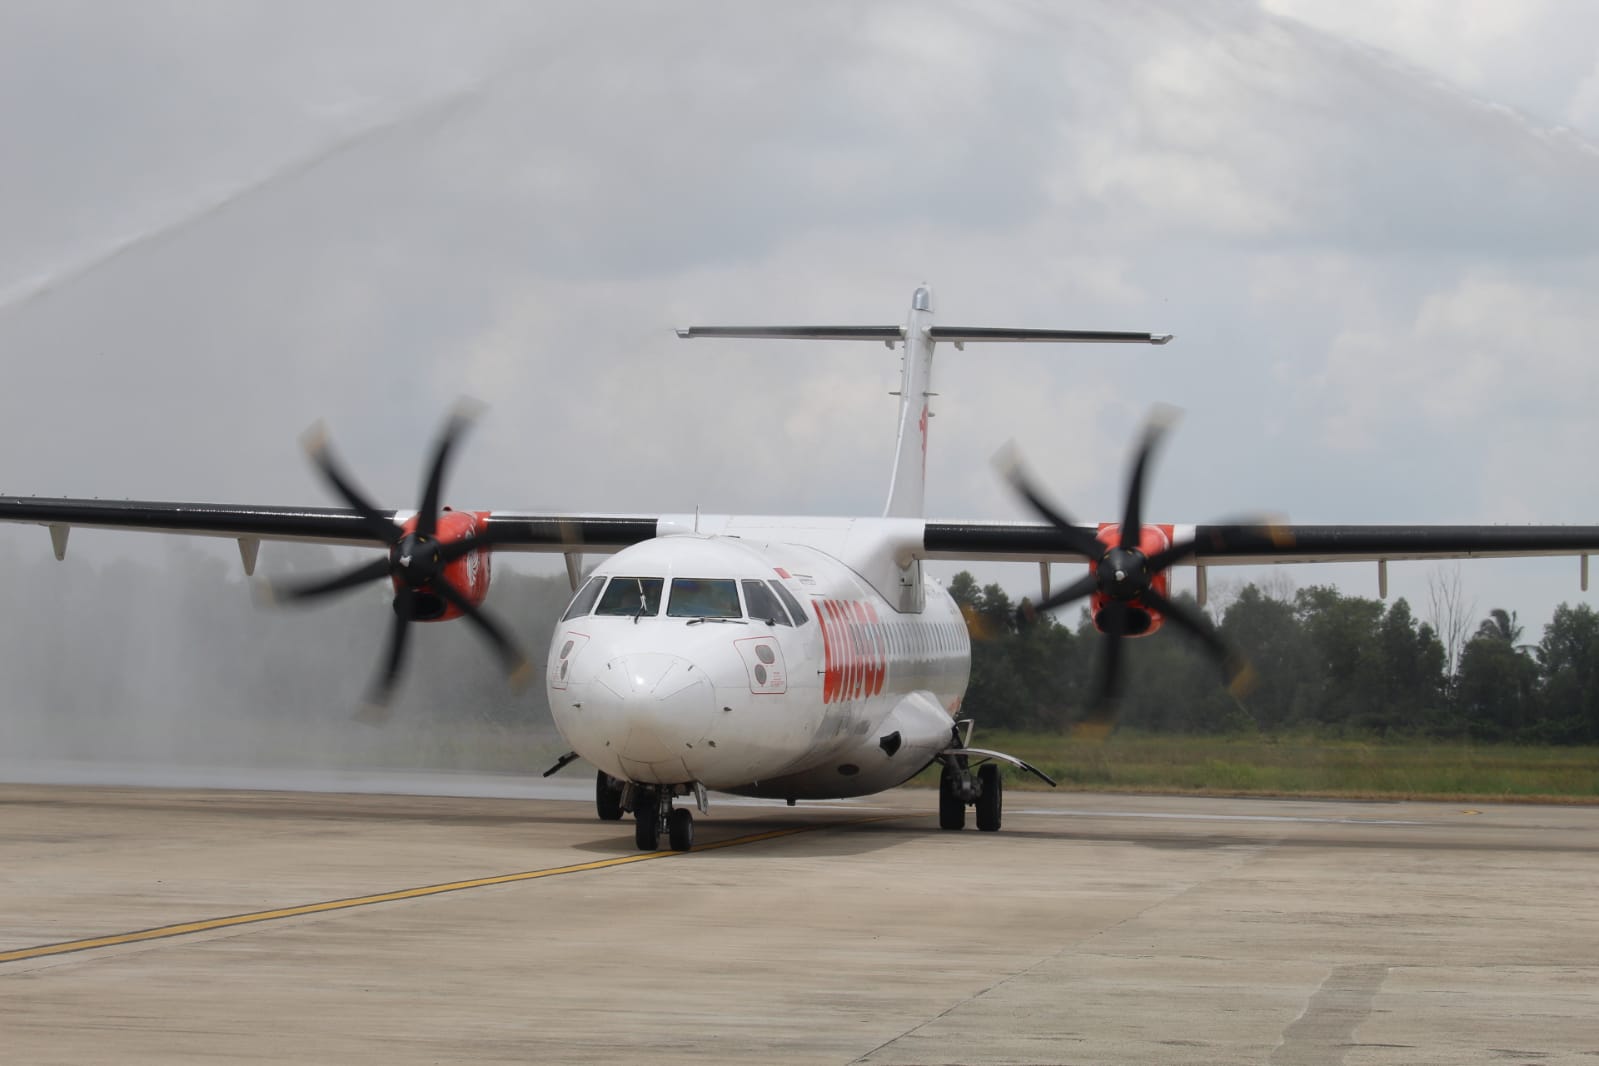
590,534,782,580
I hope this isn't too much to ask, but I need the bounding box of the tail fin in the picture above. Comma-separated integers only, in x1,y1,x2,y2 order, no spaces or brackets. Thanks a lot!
676,288,1172,519
883,286,937,518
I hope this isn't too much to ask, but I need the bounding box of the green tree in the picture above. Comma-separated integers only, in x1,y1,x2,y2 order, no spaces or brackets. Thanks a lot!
1370,598,1447,735
1476,607,1526,647
1295,586,1386,732
1455,629,1540,741
1220,583,1319,732
1535,603,1599,743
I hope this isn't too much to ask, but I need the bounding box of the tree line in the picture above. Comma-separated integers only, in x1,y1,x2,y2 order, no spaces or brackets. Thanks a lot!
948,571,1599,744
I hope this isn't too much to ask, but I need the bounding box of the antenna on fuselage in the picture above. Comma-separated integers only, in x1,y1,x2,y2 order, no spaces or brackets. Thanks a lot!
676,288,1172,519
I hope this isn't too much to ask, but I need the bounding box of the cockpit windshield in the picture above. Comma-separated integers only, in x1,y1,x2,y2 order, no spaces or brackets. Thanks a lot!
561,576,604,621
594,576,664,617
666,577,742,619
741,579,792,625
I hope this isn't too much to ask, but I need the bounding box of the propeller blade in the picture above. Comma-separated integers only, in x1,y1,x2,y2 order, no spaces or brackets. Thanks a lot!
259,557,392,606
1120,406,1178,549
435,531,492,564
358,589,414,721
415,401,484,541
1143,517,1288,576
1096,601,1128,707
1140,587,1255,696
1032,571,1100,615
301,423,402,545
432,580,533,687
1143,538,1199,575
993,444,1106,559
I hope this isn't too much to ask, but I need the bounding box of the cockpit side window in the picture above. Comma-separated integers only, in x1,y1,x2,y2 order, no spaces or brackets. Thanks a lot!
741,580,792,626
666,577,742,619
561,576,604,621
594,576,664,616
768,580,808,625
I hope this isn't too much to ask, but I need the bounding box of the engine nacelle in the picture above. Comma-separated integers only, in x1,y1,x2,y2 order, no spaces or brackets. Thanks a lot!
392,508,492,621
1089,523,1174,637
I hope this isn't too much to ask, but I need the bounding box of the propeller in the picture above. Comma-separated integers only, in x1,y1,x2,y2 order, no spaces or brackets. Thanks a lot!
260,401,531,720
997,406,1255,725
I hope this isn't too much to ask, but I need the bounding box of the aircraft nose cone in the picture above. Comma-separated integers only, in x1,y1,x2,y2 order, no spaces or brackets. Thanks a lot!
595,653,714,765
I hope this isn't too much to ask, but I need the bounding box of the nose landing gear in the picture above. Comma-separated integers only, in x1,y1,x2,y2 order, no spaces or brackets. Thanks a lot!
626,784,701,852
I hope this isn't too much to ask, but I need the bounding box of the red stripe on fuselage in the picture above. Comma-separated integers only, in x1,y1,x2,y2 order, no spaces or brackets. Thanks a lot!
816,597,898,705
817,598,837,703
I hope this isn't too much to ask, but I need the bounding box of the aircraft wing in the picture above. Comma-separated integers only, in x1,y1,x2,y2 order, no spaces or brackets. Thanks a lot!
0,496,658,568
923,520,1599,566
7,497,1599,575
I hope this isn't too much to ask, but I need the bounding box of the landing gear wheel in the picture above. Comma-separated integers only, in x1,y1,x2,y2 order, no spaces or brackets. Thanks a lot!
596,771,624,821
939,769,965,831
633,792,660,850
975,763,1002,832
668,808,695,852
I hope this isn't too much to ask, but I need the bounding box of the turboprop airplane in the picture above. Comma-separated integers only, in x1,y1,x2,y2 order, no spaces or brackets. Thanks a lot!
5,286,1599,852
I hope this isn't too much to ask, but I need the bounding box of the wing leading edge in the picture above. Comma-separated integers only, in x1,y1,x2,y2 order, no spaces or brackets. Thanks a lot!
923,520,1599,566
0,497,659,561
5,497,1599,575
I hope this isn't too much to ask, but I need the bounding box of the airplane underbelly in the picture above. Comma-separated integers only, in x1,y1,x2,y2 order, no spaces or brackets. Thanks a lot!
722,690,953,800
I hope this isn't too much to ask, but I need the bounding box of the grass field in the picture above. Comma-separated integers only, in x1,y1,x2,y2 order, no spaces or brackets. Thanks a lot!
224,720,1598,804
922,732,1599,803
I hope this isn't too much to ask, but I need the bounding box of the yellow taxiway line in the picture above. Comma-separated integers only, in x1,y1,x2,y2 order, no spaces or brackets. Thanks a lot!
1,821,869,966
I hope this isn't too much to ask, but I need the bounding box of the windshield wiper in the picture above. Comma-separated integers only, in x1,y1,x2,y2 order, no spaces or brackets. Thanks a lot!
685,617,748,626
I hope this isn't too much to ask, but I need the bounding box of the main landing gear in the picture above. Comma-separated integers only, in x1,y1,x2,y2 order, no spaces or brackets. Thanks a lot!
938,758,1003,832
618,782,703,852
935,732,1057,833
595,771,625,821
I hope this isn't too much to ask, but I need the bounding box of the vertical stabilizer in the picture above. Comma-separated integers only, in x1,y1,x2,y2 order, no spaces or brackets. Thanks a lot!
884,286,936,519
675,289,1171,526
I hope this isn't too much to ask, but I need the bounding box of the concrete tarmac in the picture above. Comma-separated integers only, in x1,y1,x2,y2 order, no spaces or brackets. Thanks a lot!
2,778,1596,1064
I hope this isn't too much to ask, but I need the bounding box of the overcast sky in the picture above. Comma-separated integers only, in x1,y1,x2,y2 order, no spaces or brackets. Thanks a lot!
4,0,1599,656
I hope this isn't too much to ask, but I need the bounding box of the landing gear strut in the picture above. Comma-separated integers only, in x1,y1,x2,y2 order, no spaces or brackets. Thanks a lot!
630,785,695,852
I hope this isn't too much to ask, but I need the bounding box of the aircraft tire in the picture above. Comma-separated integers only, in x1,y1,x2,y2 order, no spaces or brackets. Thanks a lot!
596,771,624,821
668,808,695,852
634,794,660,850
975,764,1002,832
938,770,965,831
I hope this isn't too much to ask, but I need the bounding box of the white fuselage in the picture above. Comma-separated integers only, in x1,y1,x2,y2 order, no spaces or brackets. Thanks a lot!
546,531,969,800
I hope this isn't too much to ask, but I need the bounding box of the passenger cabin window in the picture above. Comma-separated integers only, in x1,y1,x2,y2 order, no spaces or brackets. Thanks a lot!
741,580,791,626
594,576,664,616
561,576,604,621
769,581,808,624
667,578,742,619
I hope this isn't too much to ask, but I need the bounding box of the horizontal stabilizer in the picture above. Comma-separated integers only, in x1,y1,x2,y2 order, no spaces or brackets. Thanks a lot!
929,326,1172,345
675,324,1171,345
675,325,904,341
